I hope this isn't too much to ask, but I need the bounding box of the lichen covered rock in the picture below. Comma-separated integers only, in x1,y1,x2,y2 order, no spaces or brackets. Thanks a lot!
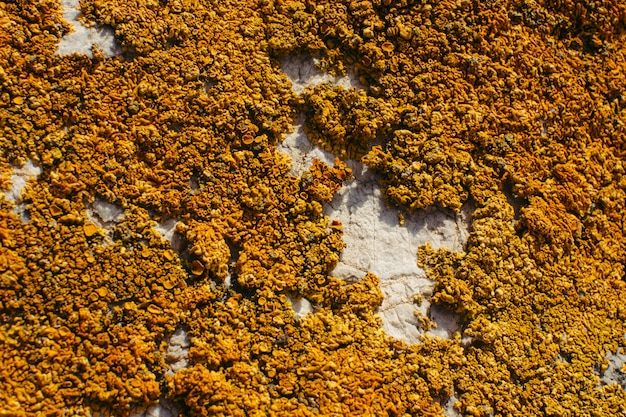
1,0,625,415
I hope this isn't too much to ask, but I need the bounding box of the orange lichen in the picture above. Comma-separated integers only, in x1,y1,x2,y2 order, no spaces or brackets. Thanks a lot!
329,219,343,231
190,260,205,276
83,222,99,237
241,134,255,145
302,83,397,160
179,221,230,281
301,157,354,203
363,129,474,211
1,0,625,416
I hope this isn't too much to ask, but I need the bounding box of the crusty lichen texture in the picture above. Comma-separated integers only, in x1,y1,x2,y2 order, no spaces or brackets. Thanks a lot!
1,0,625,416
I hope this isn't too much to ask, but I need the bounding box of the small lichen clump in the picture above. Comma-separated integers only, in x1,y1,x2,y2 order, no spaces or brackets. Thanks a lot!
302,83,397,160
1,0,625,416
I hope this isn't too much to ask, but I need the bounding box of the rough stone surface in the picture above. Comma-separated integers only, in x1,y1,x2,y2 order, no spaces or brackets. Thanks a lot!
3,0,625,416
5,160,41,222
57,0,120,58
278,55,470,344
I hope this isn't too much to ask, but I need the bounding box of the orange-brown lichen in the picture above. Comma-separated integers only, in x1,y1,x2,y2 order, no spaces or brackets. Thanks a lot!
302,83,397,160
363,129,474,211
301,157,354,203
1,0,626,415
179,221,230,281
284,1,626,411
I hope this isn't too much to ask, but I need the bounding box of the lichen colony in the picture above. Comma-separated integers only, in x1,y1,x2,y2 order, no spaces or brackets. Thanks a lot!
0,0,625,416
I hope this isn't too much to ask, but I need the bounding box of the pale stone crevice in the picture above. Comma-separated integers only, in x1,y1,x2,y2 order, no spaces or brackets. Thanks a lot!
57,0,121,58
277,114,336,179
287,294,315,320
154,218,184,252
126,328,190,417
130,398,179,417
279,53,364,95
83,197,125,245
598,348,626,389
321,152,470,344
87,197,125,226
4,160,42,223
278,53,471,347
442,395,463,417
165,328,191,375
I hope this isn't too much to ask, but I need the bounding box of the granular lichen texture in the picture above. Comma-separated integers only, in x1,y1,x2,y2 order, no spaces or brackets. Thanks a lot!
1,0,625,416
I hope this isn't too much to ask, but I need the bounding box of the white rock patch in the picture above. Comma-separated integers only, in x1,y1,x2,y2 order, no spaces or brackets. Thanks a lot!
279,53,364,95
279,54,470,343
287,294,315,320
165,328,191,374
5,160,42,223
83,197,124,245
89,197,124,224
130,398,179,417
128,329,189,417
598,348,626,389
442,395,463,417
57,0,121,58
326,162,470,342
154,218,183,252
281,131,470,344
277,115,336,178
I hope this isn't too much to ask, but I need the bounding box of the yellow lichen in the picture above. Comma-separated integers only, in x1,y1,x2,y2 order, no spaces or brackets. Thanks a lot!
1,0,625,415
303,83,397,160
